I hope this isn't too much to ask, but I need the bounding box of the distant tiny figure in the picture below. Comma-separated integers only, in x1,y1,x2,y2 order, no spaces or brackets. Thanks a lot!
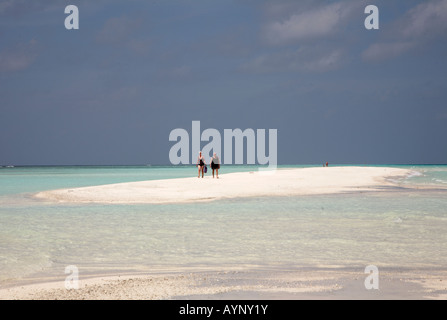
326,162,329,167
210,153,220,179
197,151,206,178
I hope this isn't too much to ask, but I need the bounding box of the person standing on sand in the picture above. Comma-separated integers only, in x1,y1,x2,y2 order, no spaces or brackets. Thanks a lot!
197,151,206,178
210,153,220,179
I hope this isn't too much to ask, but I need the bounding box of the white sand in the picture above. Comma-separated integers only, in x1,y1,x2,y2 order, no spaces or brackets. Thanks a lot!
34,166,412,204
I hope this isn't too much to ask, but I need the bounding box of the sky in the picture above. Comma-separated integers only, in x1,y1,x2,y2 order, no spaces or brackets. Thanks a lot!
0,0,446,165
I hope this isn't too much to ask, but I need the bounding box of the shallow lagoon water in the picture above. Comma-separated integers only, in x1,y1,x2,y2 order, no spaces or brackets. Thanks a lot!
0,165,446,283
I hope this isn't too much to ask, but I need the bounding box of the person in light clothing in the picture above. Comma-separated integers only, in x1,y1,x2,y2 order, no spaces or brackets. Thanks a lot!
210,153,220,179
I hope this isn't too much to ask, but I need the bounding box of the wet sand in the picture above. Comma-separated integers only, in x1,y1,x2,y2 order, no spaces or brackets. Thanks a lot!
1,267,446,300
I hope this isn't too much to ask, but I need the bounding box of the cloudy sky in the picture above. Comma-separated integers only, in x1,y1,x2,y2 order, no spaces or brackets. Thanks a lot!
1,0,446,165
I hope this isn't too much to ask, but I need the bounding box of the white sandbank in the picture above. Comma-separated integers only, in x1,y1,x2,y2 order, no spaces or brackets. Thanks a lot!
34,166,411,204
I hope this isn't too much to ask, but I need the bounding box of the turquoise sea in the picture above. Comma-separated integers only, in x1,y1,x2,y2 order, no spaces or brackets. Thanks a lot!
0,165,446,285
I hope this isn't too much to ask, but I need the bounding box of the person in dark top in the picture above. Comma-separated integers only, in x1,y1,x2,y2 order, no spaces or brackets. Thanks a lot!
197,151,206,178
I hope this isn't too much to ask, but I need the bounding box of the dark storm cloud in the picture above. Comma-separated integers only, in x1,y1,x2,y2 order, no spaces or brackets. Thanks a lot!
0,0,446,165
363,0,447,61
0,39,38,72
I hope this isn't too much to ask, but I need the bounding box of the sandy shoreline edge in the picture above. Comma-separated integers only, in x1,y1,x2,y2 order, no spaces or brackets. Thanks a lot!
4,166,446,300
34,166,413,204
1,267,446,300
